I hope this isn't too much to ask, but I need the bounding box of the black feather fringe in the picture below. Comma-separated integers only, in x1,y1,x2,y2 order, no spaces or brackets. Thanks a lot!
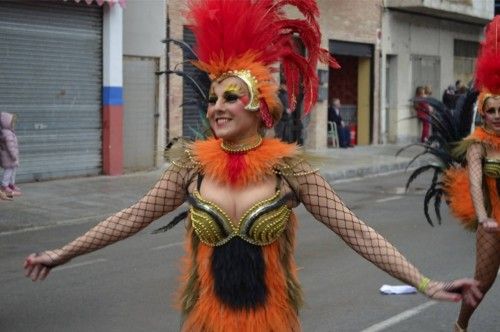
212,237,267,310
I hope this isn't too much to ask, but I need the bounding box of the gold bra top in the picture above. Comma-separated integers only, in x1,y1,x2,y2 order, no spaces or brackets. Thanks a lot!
484,158,500,178
188,175,292,247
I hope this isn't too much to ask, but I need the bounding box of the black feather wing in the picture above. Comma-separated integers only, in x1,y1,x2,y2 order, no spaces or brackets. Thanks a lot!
403,92,478,226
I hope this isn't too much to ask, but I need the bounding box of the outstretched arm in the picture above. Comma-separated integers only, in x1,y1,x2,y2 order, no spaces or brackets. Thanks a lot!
466,143,498,232
24,165,194,281
294,164,481,305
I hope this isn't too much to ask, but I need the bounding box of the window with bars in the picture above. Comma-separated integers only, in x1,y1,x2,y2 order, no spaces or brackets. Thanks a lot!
453,39,479,86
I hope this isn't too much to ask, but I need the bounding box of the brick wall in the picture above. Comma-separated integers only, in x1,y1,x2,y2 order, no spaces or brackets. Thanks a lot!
167,0,188,140
166,0,383,147
318,0,382,45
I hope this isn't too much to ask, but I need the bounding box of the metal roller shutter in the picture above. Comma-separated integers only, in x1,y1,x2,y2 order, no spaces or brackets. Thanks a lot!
0,0,102,181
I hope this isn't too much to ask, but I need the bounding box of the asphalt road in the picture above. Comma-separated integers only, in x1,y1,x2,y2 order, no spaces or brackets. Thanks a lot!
1,172,498,332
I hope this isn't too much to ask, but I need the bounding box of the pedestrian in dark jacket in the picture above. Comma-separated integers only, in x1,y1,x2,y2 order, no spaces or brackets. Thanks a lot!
275,84,295,143
327,98,350,147
442,85,456,110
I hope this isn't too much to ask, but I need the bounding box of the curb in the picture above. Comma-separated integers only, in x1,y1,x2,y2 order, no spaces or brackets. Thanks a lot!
1,147,423,235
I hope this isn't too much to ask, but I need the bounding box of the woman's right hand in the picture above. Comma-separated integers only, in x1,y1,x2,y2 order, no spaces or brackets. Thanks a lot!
425,279,482,307
24,250,68,281
479,218,499,233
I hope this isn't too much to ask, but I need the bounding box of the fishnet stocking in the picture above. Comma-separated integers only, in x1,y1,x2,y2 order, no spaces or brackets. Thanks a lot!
44,165,195,266
457,144,500,328
466,144,488,222
457,226,500,328
290,162,427,289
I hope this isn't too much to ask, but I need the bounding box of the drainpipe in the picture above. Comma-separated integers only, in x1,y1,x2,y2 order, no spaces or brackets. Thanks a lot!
165,3,170,145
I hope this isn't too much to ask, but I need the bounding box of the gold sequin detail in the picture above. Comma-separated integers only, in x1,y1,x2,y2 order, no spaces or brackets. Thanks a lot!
170,149,200,169
189,190,291,246
273,168,319,177
221,136,263,153
484,158,500,178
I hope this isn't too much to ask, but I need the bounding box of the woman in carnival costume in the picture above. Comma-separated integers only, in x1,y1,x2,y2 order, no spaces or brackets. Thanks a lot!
25,1,481,331
404,16,500,332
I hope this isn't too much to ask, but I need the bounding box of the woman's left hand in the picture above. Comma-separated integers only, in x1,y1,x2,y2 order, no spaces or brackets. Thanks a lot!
425,279,482,307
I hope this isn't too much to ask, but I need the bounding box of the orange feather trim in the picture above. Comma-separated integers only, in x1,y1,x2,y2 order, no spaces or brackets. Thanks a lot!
443,168,500,231
192,138,299,187
466,127,500,150
443,168,476,230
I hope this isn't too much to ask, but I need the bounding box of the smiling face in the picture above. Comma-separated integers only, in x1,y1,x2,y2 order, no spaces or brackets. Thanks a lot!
483,96,500,134
207,76,262,142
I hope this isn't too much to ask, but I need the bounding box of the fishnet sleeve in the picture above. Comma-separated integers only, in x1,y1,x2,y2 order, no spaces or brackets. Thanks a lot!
466,143,488,222
47,164,195,265
294,162,425,288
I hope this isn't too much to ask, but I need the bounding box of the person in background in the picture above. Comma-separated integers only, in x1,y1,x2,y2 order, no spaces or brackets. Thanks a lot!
0,119,10,201
442,84,456,110
414,86,432,142
327,98,350,148
0,112,21,198
424,85,433,97
275,82,294,143
454,84,470,115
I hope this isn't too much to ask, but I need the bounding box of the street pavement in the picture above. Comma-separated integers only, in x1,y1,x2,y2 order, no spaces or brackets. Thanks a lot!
1,144,498,332
0,144,424,234
1,171,498,331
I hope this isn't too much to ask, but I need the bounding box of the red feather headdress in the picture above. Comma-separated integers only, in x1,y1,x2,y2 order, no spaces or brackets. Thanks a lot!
185,0,339,128
475,15,500,115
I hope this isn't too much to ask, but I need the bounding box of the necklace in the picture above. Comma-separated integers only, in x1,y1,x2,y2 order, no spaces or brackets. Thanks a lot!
221,136,263,153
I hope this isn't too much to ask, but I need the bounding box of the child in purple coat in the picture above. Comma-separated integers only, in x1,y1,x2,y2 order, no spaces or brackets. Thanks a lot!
0,112,21,197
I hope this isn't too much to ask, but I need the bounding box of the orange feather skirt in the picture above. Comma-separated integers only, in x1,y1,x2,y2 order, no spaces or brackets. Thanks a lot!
444,169,499,230
177,213,303,332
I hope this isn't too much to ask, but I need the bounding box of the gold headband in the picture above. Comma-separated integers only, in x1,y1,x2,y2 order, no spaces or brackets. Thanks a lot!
478,92,498,115
216,70,260,111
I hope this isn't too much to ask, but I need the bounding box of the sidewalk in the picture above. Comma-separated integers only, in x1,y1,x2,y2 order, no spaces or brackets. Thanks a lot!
0,144,423,234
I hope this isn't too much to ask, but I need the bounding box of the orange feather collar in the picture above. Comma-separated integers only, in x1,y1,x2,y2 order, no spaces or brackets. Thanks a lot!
467,127,500,150
192,138,299,187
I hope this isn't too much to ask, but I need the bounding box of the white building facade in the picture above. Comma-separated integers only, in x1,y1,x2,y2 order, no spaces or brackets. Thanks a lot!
381,0,494,143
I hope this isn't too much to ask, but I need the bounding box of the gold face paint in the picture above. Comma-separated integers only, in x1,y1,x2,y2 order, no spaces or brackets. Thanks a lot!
208,82,248,105
224,83,244,95
216,70,260,111
223,83,246,103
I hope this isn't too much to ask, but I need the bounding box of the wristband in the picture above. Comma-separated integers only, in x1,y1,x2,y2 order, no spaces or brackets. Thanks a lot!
417,277,431,293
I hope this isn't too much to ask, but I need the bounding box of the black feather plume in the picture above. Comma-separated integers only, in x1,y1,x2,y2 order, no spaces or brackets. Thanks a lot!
405,164,441,191
159,37,212,139
152,210,188,234
403,91,479,226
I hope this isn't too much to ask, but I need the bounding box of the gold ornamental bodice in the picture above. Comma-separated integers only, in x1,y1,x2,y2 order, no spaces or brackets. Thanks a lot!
188,178,292,247
484,158,500,178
